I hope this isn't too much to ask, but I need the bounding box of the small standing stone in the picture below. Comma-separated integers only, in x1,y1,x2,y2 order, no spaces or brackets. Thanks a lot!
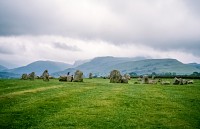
142,75,149,84
121,76,128,83
124,74,131,80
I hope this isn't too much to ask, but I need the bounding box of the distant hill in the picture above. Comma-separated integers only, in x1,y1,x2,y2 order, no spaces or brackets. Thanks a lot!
0,72,20,79
52,57,200,77
0,65,7,71
111,59,200,75
72,59,91,67
188,63,200,70
4,61,72,75
2,57,200,78
0,59,19,69
52,56,146,77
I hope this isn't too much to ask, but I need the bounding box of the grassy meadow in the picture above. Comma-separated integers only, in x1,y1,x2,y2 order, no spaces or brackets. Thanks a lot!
0,78,200,129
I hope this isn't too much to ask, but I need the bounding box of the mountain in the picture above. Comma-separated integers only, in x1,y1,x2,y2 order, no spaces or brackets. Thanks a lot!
188,63,200,70
52,56,146,77
0,65,7,71
52,57,200,77
2,57,199,78
4,61,72,75
75,56,146,75
0,59,19,69
0,72,20,79
72,59,91,67
111,59,200,75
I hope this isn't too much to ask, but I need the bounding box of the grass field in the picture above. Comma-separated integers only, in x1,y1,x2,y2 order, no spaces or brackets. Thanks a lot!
0,78,200,129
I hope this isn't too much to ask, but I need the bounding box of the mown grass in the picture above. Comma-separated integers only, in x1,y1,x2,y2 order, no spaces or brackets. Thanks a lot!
0,78,200,129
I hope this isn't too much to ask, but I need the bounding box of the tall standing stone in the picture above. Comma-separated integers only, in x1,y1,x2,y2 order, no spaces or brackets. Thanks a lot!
42,70,49,81
29,72,35,80
142,75,149,84
110,70,122,83
89,73,93,79
73,70,83,82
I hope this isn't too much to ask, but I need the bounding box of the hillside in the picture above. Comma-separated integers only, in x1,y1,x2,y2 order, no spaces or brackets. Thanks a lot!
2,57,200,78
4,61,72,75
72,59,91,67
111,59,200,75
0,72,20,79
52,57,200,77
188,63,200,70
0,65,7,71
52,56,146,77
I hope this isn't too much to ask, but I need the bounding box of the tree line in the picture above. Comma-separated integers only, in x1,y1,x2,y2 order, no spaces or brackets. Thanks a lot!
129,72,200,79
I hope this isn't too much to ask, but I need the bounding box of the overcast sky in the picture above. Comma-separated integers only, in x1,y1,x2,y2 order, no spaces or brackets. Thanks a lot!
0,0,200,68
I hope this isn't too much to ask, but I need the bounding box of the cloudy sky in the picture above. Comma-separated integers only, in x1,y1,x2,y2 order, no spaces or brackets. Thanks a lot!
0,0,200,68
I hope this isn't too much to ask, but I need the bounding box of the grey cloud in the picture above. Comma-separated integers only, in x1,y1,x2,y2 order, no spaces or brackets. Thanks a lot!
53,42,81,51
0,47,14,54
0,41,26,55
184,0,200,16
0,0,200,56
148,40,200,56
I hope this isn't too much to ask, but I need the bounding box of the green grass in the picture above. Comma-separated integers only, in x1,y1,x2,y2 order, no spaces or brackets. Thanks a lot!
0,78,200,129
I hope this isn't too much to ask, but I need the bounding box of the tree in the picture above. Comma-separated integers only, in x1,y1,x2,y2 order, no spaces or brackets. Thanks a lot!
191,72,200,77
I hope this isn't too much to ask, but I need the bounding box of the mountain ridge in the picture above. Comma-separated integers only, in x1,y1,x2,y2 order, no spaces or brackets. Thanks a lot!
3,60,72,75
0,65,7,71
1,57,200,78
52,57,200,77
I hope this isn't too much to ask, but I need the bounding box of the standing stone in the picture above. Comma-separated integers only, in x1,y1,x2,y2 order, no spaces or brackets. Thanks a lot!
59,76,67,81
42,70,49,81
121,76,128,83
161,81,171,85
124,74,131,80
149,80,157,84
21,73,28,80
67,75,73,82
188,80,194,84
73,70,83,82
29,72,35,80
59,75,72,82
179,78,183,85
173,77,179,85
142,75,149,84
89,73,93,79
110,70,122,83
137,77,142,81
182,79,188,85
